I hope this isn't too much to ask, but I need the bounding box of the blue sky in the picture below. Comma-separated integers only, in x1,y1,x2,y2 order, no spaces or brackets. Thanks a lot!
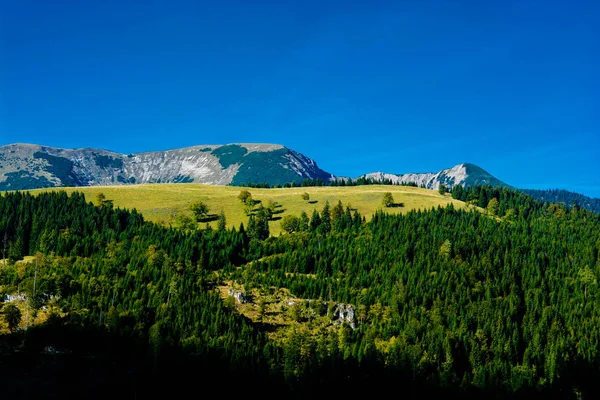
1,1,598,196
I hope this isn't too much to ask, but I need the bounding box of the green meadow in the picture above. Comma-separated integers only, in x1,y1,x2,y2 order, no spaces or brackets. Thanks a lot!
34,184,471,236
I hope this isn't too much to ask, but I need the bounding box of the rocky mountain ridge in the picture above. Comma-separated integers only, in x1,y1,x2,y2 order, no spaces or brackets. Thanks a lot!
362,163,509,190
0,143,334,190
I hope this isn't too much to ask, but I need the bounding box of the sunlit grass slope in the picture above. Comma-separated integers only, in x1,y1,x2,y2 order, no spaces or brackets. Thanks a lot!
35,184,472,236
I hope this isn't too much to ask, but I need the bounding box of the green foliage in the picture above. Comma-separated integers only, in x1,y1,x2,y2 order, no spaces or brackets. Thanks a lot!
438,184,447,195
1,187,600,396
175,214,195,230
487,197,499,215
280,215,300,234
439,239,452,259
189,200,209,222
96,192,106,206
248,206,270,240
218,210,227,231
3,303,21,332
265,199,278,215
238,189,253,205
382,192,394,207
301,192,310,202
578,266,597,300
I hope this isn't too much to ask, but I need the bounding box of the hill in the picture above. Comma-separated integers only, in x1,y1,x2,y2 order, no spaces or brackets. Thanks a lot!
34,184,471,236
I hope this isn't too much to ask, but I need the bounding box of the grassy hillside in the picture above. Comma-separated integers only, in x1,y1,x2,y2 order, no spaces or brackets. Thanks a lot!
34,184,472,236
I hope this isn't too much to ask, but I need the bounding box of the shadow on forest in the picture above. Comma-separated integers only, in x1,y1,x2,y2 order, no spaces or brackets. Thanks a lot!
256,321,286,333
2,318,599,400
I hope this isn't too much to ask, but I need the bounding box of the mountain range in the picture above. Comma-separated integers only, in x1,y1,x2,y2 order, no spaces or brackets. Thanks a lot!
1,142,598,212
0,143,332,191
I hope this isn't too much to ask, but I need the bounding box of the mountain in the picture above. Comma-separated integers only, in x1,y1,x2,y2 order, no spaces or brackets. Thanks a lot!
362,163,510,190
521,188,600,213
0,143,334,190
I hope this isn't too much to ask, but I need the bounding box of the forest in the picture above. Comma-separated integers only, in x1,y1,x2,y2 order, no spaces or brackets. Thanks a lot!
0,185,599,399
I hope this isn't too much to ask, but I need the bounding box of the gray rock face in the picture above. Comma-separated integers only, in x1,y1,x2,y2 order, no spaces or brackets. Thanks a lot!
332,303,356,328
227,289,248,304
0,143,335,191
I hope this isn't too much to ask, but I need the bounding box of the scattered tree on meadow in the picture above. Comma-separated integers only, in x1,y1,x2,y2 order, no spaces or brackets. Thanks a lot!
382,192,394,208
238,190,253,205
96,192,106,206
266,199,278,215
189,200,209,222
96,192,113,207
438,184,447,195
301,192,310,202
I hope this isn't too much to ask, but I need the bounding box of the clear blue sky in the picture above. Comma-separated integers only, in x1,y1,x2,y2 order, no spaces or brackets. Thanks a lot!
1,1,598,196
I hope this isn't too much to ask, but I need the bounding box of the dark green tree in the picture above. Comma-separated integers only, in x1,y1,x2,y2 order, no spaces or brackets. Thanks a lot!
217,210,227,231
3,303,21,332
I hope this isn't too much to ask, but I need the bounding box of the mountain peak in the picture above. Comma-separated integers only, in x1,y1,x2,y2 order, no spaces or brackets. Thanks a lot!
362,163,509,190
0,143,333,191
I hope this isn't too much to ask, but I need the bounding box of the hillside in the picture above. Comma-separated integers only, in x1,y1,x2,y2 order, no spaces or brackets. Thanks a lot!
521,188,600,213
0,143,333,190
1,186,599,398
35,184,471,236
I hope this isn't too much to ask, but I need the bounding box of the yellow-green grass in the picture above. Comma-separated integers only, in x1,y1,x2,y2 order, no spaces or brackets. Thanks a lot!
30,184,472,236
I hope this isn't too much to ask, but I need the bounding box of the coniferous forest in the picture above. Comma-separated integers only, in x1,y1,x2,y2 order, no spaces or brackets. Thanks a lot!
1,187,599,399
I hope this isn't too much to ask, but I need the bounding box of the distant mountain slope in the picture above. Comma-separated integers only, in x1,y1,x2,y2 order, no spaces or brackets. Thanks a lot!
363,163,510,190
0,143,334,190
521,188,600,213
